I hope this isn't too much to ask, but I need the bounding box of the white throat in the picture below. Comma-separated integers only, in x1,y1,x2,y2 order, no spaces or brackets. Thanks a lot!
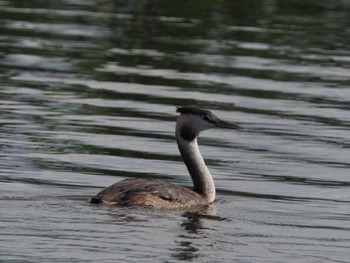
176,120,216,203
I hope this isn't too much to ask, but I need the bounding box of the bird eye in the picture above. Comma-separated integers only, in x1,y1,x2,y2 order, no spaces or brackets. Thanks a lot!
203,116,209,121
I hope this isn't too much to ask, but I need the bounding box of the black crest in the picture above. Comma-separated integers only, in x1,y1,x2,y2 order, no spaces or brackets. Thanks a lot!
176,106,212,116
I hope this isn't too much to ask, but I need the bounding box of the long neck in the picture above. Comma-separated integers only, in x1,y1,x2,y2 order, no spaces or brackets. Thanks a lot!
176,131,216,203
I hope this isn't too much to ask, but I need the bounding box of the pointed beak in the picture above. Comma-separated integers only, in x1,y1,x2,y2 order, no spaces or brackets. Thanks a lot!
213,118,243,130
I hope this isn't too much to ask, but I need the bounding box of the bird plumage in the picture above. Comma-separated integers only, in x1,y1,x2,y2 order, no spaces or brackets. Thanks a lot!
89,106,242,210
90,179,209,209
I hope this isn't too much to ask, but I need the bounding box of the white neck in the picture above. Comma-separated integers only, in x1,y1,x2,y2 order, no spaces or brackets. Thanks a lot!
176,130,216,203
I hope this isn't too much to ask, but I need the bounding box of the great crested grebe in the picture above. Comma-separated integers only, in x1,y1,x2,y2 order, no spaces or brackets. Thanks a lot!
89,107,242,210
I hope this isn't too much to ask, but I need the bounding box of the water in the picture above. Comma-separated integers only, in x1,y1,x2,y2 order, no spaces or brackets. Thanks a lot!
1,0,350,262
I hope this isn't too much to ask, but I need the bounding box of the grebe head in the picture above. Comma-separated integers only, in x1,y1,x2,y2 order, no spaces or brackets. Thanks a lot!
176,107,242,141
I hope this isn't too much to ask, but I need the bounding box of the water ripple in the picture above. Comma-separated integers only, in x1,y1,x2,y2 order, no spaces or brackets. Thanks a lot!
1,0,350,262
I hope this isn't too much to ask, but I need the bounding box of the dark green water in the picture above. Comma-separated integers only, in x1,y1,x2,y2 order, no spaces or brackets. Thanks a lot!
1,0,350,262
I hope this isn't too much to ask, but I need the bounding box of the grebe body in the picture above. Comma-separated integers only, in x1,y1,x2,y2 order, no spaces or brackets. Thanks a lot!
89,107,242,210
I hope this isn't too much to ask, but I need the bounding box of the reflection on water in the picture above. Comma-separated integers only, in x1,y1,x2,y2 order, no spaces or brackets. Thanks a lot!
1,0,350,262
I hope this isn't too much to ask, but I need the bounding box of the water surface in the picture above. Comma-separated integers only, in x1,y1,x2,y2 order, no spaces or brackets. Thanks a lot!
1,0,350,262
